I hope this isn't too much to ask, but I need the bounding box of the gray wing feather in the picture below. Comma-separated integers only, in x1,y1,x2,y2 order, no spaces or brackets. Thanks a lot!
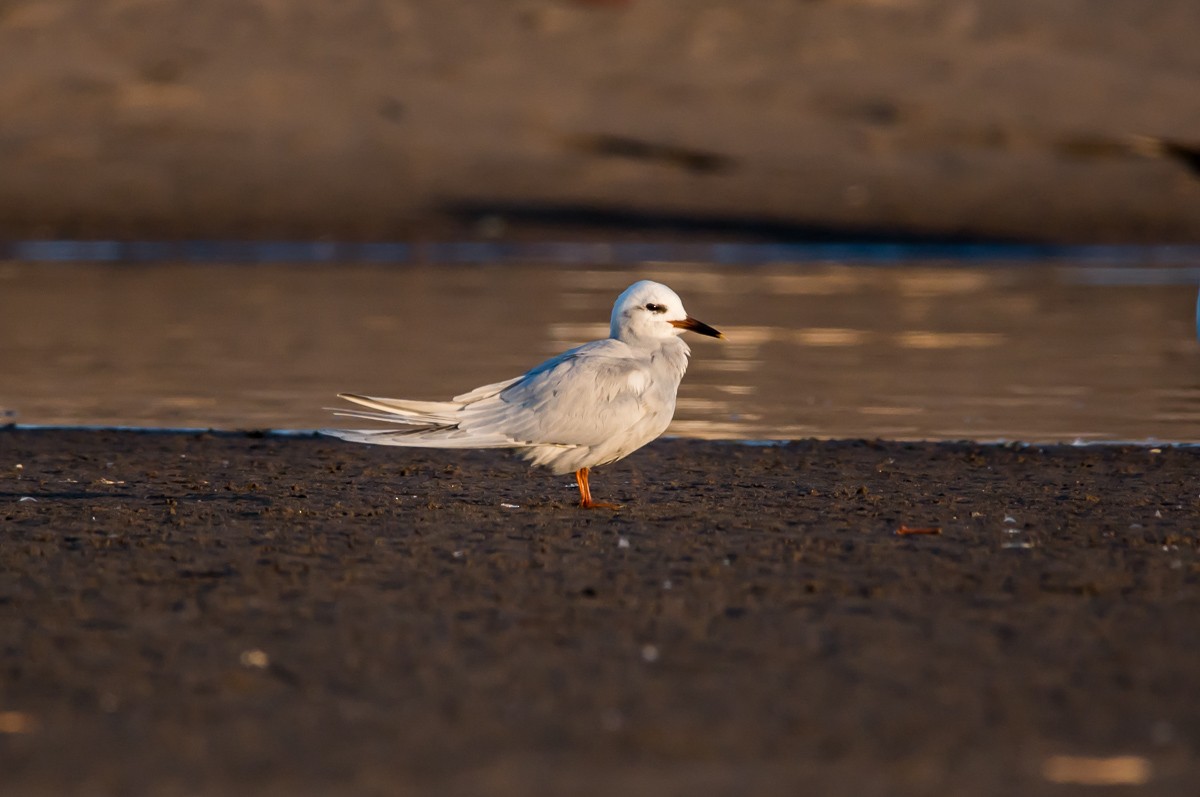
458,341,648,446
453,376,521,403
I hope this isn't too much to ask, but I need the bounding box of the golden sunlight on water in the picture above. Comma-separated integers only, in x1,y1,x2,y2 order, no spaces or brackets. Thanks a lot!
1,260,1198,442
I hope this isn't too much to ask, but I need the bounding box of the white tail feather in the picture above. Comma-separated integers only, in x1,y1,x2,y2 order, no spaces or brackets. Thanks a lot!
327,408,435,425
321,428,528,449
337,393,459,421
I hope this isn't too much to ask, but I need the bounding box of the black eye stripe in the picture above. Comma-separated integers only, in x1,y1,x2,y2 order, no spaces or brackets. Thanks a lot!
645,303,666,314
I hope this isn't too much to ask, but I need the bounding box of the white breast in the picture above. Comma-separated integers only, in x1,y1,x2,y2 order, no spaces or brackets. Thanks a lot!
626,369,649,395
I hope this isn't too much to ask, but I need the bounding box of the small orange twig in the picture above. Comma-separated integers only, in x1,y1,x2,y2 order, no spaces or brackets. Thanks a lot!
895,525,943,536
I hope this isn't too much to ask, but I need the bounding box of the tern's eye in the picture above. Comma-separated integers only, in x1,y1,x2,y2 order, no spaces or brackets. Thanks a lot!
645,303,666,314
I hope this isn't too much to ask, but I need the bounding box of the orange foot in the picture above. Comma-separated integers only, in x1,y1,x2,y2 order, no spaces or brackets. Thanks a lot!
575,467,622,510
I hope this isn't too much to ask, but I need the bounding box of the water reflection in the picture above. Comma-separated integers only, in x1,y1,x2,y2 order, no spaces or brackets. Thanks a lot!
1,260,1197,442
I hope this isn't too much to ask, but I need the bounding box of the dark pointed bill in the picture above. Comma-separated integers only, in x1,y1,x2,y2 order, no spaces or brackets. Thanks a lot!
670,316,724,339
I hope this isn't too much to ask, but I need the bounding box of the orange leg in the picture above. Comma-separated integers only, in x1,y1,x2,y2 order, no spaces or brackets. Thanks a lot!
575,467,620,509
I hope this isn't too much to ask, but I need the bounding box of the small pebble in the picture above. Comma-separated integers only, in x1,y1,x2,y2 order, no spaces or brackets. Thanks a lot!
600,709,624,732
0,711,37,734
1041,754,1151,786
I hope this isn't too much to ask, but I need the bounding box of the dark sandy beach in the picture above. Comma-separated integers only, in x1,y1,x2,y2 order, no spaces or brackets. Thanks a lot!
2,429,1199,795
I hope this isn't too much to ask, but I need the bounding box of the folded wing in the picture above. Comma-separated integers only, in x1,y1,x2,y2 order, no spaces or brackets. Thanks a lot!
323,340,650,450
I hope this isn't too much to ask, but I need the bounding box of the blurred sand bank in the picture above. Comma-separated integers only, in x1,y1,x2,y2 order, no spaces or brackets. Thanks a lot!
1,0,1198,242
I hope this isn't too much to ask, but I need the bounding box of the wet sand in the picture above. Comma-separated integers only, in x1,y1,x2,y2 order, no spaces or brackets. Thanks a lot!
2,429,1199,795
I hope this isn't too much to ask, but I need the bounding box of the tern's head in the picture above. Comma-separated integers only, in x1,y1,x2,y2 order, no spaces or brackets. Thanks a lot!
609,280,723,344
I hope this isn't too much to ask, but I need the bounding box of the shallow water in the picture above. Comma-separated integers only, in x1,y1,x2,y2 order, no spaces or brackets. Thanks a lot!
2,258,1198,442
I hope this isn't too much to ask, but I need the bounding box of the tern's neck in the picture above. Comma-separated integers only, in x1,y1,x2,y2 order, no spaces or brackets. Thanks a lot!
614,331,690,355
